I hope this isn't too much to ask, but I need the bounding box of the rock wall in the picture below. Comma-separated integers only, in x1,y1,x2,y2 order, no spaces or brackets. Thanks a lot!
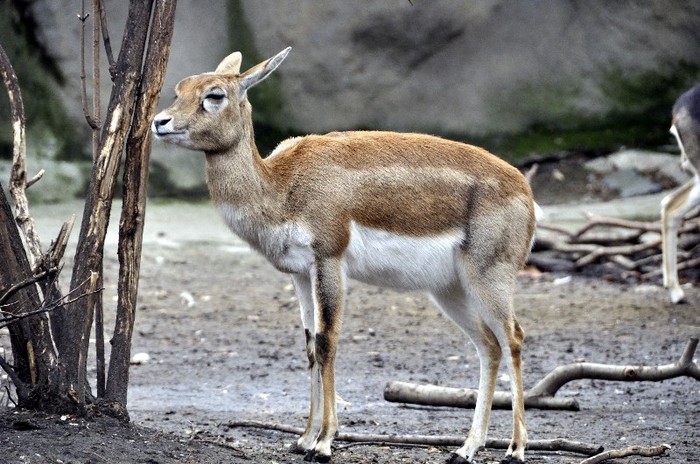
239,0,700,135
4,1,700,200
28,0,700,138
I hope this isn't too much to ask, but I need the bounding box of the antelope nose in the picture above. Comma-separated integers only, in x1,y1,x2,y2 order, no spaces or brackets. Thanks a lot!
153,115,171,129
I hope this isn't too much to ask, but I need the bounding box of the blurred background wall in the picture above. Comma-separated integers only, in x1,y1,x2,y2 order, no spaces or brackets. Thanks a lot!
1,0,699,200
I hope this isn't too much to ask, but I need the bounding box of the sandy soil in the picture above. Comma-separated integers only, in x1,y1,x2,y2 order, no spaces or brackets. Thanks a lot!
1,193,699,464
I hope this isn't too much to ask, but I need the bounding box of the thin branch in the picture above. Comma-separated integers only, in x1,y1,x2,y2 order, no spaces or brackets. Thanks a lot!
223,420,603,456
0,355,28,400
574,215,661,237
529,337,699,398
25,169,44,188
537,222,575,237
641,256,700,279
91,0,101,156
574,240,660,268
97,0,115,72
384,338,699,411
524,163,538,184
0,268,58,306
580,444,671,464
79,1,99,130
0,279,103,330
0,42,43,264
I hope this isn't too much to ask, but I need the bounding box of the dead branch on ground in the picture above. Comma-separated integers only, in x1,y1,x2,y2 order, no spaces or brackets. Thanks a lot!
531,208,700,281
580,443,671,464
384,381,580,411
384,337,699,411
223,420,603,456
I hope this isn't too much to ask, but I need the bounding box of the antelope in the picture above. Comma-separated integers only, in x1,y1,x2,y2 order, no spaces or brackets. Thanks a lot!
152,47,536,464
662,83,700,304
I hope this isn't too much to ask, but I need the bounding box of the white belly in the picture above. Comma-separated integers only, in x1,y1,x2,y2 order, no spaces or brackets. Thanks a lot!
343,222,461,290
218,204,461,289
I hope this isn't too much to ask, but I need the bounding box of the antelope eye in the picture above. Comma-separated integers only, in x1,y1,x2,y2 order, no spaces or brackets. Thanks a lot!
202,88,229,113
205,89,226,101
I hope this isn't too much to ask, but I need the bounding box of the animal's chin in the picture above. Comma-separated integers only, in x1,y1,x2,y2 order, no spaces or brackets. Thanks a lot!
153,130,197,150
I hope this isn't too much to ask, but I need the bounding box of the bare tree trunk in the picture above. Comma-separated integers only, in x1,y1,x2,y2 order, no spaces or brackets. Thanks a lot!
0,43,73,413
55,0,156,410
0,186,46,393
0,186,75,412
1,1,177,418
105,0,178,412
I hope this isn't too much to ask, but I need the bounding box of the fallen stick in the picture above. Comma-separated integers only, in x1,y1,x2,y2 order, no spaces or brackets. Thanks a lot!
579,443,671,464
528,337,700,398
532,207,700,280
641,255,700,278
223,420,603,456
574,240,660,267
572,215,662,236
384,381,580,411
384,338,699,411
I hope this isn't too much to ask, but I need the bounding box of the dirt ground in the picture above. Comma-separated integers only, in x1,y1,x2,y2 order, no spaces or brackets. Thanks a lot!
1,176,700,463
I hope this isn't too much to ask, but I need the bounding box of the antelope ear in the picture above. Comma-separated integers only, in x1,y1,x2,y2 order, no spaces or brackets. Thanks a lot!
215,51,243,74
238,47,291,97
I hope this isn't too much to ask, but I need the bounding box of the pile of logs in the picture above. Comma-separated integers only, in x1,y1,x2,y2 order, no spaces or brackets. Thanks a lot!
529,210,700,283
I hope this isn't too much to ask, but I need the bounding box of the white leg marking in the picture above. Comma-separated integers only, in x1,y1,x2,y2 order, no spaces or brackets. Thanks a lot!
292,274,323,452
431,287,502,462
661,178,700,304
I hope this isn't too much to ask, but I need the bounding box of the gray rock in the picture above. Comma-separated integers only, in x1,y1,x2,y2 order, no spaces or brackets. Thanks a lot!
585,149,691,197
25,160,90,203
0,159,89,203
609,150,690,186
600,168,662,198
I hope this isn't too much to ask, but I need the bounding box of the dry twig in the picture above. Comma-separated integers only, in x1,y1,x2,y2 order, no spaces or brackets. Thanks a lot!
532,207,700,281
223,420,603,456
579,443,671,464
384,338,699,410
0,276,103,330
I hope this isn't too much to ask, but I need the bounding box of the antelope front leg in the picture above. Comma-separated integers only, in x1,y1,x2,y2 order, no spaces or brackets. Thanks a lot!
309,258,344,462
303,258,345,462
291,275,323,454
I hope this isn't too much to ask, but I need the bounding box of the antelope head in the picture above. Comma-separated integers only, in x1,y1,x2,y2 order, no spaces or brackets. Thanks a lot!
152,47,291,154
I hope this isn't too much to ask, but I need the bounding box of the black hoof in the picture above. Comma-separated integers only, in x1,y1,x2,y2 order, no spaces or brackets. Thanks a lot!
289,442,307,455
303,450,331,463
446,452,472,464
500,457,524,464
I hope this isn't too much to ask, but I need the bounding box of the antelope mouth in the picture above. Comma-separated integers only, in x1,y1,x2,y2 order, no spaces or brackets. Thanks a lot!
152,125,186,138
